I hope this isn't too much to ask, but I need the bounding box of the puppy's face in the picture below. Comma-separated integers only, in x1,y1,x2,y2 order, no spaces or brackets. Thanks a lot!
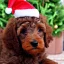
16,17,46,56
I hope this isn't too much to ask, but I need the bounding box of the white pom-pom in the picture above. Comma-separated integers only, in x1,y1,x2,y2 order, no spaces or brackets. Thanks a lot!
5,8,12,14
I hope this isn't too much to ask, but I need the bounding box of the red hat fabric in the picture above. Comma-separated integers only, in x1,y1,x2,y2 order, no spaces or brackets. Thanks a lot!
5,0,39,18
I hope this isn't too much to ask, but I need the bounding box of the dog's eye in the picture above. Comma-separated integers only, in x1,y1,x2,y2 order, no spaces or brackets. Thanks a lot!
38,28,43,32
21,28,27,34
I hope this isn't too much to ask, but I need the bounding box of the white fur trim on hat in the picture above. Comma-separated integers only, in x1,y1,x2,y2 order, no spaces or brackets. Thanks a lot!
5,8,12,14
14,9,39,18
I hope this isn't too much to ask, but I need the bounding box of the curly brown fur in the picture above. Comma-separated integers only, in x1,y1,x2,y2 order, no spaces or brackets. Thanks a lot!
0,28,3,55
0,15,58,64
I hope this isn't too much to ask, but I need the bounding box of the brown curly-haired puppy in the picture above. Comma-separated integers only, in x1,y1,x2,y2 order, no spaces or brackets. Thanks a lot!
0,15,58,64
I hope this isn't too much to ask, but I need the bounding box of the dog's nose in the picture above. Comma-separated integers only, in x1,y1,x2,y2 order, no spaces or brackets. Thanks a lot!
31,40,38,48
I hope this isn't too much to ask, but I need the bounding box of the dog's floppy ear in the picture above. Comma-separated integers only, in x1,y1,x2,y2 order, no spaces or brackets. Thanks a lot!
40,14,53,48
3,18,20,55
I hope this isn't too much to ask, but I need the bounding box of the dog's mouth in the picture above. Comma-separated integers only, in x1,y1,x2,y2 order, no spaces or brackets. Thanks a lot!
28,47,42,51
23,46,45,56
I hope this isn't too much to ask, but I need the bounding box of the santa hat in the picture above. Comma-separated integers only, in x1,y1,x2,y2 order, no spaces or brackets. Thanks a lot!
5,0,39,18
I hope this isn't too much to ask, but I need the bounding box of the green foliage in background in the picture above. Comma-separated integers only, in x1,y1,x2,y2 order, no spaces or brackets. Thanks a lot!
28,0,64,36
0,0,13,28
